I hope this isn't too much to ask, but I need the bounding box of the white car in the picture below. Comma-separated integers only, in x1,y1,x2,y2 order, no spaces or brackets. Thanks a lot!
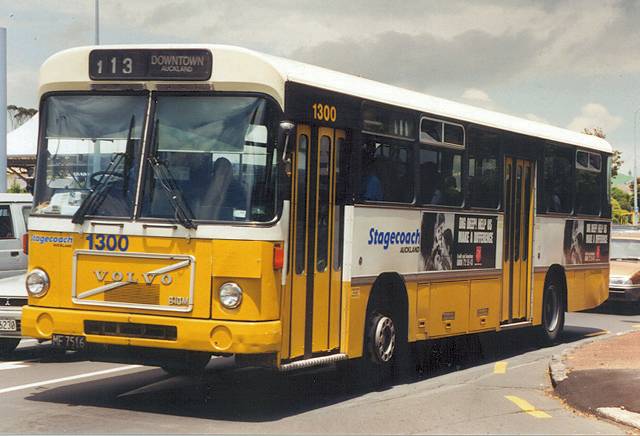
0,193,32,278
0,273,27,354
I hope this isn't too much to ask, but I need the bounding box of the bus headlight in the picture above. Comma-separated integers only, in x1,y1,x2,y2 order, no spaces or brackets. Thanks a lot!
26,268,50,297
219,282,243,309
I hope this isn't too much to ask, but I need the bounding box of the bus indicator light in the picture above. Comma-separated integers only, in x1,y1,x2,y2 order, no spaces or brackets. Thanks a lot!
273,245,284,270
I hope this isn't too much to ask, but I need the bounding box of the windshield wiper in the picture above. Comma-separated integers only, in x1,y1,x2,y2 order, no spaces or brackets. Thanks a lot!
72,116,135,225
147,155,197,230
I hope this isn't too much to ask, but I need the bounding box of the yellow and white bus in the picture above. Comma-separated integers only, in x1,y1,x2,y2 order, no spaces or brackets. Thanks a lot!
23,44,612,376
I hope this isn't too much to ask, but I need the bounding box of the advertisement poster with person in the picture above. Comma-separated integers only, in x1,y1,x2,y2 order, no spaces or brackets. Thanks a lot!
563,220,609,264
420,212,497,271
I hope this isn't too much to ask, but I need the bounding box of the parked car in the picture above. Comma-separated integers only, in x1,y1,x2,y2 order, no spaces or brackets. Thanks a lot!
0,273,27,354
0,193,32,278
609,231,640,303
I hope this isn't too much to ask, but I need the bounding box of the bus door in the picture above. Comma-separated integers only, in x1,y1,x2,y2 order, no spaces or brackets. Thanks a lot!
288,124,345,359
502,158,534,324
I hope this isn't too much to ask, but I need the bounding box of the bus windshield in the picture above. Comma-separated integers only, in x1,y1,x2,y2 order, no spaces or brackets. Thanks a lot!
34,94,280,224
140,95,279,223
33,94,147,217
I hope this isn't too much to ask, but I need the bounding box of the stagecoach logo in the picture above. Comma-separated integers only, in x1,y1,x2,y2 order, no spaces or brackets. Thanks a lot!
76,259,191,301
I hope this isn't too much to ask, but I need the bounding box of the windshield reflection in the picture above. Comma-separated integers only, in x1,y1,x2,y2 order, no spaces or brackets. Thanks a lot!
140,96,279,223
34,94,147,217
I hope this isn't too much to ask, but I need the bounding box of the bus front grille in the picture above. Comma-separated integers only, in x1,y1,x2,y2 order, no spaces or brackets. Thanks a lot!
84,320,177,340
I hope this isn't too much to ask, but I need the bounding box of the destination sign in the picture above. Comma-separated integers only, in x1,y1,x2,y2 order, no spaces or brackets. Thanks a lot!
89,49,212,81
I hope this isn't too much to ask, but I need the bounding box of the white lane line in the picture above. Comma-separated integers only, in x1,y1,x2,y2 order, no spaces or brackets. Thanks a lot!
0,361,29,370
0,364,141,394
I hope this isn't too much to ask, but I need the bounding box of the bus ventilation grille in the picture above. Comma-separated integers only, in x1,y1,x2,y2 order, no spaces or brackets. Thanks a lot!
84,320,177,341
103,284,160,305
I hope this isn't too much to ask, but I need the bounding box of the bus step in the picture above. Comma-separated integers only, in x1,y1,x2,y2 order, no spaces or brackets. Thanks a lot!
279,353,348,372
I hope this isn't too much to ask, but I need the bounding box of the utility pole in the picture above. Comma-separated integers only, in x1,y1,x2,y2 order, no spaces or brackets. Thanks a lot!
635,108,640,225
95,0,100,45
0,28,7,193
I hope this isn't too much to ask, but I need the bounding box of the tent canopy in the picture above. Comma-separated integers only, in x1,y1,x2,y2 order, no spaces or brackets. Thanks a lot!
7,114,38,158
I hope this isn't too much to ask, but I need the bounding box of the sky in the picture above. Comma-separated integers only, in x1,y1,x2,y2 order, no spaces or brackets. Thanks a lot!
1,0,640,173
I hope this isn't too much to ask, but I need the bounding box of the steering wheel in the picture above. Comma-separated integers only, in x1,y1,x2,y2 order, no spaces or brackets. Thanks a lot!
89,171,125,189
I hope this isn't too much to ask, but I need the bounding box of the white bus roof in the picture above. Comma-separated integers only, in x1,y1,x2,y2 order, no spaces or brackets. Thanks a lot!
39,44,612,153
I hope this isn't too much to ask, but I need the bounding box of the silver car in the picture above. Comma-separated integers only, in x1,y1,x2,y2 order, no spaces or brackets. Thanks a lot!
0,273,27,354
0,193,31,278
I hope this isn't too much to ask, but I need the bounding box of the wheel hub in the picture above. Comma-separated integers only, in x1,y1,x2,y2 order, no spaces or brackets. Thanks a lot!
374,316,396,363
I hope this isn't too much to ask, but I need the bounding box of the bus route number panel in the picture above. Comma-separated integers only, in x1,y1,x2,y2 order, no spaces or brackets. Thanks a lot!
89,49,213,81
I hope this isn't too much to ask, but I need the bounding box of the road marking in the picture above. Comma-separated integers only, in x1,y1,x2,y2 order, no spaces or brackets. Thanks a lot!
0,361,29,371
505,395,551,418
584,329,609,337
494,361,508,374
0,364,141,395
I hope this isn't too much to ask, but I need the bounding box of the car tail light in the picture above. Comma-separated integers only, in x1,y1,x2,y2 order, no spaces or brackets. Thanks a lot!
273,244,284,270
22,233,28,255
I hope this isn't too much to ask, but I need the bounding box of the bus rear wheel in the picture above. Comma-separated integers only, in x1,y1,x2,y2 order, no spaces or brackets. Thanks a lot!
0,338,20,356
537,281,564,345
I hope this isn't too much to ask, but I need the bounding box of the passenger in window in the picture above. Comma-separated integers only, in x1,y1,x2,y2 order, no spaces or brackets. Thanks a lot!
420,161,441,204
361,147,383,201
549,185,563,212
202,157,247,220
443,176,461,205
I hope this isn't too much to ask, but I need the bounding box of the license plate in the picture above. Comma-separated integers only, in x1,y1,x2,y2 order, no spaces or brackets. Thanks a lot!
52,334,86,351
0,319,17,331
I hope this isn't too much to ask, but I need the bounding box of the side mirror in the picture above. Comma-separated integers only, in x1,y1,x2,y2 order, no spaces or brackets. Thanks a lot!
278,121,295,162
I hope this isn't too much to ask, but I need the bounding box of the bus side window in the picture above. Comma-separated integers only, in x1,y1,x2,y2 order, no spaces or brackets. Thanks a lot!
543,144,573,213
419,147,462,206
360,138,413,203
467,133,499,209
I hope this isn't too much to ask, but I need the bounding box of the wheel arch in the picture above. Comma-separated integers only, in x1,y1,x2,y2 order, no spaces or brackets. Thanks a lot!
365,272,409,339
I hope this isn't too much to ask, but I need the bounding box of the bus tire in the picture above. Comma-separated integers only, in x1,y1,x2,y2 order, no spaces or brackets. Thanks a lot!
0,338,20,356
361,308,398,386
537,280,564,345
161,352,211,376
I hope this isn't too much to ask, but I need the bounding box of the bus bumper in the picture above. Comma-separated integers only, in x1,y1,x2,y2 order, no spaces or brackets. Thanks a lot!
21,306,281,354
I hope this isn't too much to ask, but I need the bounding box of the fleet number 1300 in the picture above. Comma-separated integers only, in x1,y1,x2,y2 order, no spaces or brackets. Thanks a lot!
312,103,337,122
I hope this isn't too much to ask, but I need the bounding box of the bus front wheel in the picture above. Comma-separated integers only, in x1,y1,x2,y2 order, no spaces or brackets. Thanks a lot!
360,308,399,385
537,281,564,345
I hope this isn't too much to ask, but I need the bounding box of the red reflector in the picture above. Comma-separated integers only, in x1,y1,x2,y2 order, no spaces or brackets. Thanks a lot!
22,233,28,255
273,245,284,270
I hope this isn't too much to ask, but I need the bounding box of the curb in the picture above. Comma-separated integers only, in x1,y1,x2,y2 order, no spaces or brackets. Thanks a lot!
548,330,640,430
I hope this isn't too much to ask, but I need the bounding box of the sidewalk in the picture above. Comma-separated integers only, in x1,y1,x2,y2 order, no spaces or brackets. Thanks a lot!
551,330,640,430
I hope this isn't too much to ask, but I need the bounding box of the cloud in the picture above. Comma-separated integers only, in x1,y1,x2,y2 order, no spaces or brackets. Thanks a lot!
290,29,542,92
523,113,549,124
462,88,492,103
566,103,622,134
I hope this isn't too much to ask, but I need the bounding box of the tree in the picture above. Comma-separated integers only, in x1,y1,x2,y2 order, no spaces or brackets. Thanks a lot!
6,105,37,129
610,150,623,177
582,127,622,177
612,186,632,211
